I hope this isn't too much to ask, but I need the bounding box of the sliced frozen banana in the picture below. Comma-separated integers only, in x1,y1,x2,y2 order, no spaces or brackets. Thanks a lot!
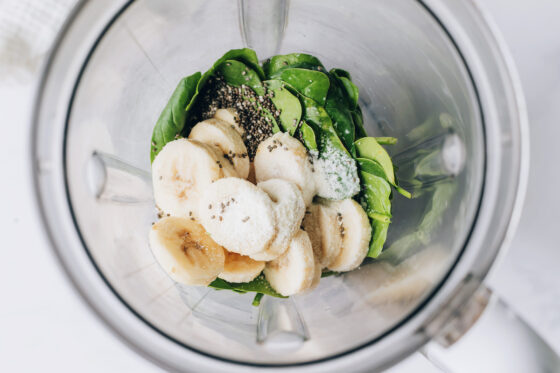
189,118,249,179
302,203,343,268
198,177,276,256
264,230,315,296
327,199,372,272
149,216,225,286
152,139,234,219
254,132,316,206
218,251,265,283
251,179,305,261
214,108,244,136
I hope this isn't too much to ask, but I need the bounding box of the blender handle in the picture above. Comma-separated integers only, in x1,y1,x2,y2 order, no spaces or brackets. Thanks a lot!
421,284,560,372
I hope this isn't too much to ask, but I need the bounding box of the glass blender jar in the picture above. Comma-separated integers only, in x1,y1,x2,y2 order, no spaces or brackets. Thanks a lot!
30,0,559,371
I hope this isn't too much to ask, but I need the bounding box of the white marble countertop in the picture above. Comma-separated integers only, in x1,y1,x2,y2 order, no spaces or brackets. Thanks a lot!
0,0,558,371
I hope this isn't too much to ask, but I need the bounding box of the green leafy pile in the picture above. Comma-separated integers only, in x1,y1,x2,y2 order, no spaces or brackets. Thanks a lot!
150,49,409,302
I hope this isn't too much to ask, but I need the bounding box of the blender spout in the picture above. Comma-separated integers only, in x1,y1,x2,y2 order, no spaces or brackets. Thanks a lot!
86,151,153,204
238,0,289,59
257,296,309,352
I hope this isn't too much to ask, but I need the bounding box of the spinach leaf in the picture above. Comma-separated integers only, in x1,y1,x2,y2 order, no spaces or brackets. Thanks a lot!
360,171,392,220
325,77,356,152
357,157,411,199
150,72,202,162
352,105,368,139
209,274,286,298
264,79,302,135
330,68,359,110
278,68,330,106
214,48,264,80
330,68,364,147
359,170,393,258
330,68,351,80
264,53,325,77
301,96,341,147
369,221,390,258
356,157,388,179
298,120,317,150
355,137,396,185
216,60,265,96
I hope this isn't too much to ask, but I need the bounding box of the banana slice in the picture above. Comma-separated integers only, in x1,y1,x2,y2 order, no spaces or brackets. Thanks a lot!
218,251,265,283
264,230,315,296
302,203,343,268
189,118,249,179
149,216,225,285
251,179,305,261
326,199,372,272
152,139,234,219
254,132,316,206
198,177,276,256
214,108,244,136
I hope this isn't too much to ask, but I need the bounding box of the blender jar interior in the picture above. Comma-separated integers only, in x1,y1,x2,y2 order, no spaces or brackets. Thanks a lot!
63,0,484,365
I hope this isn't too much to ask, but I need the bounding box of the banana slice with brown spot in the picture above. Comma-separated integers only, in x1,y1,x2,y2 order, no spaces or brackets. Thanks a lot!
149,216,225,285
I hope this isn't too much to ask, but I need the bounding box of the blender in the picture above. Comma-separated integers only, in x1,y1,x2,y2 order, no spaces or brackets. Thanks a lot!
30,0,559,371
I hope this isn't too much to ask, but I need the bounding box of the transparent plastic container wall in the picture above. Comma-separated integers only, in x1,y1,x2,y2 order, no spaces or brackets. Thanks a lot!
31,0,529,371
